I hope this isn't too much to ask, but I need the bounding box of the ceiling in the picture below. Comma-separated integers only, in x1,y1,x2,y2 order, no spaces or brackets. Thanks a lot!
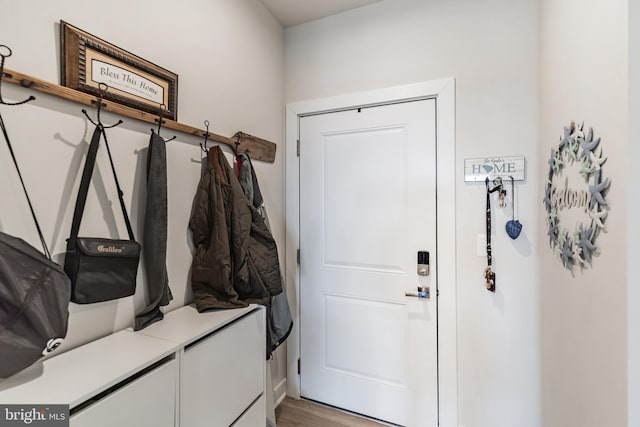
259,0,383,28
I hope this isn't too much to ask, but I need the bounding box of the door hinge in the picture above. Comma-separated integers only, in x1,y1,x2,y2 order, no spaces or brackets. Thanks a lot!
296,139,300,156
297,249,300,265
297,358,301,375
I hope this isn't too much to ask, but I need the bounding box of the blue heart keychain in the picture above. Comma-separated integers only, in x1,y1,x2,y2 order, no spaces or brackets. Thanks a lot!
505,176,522,239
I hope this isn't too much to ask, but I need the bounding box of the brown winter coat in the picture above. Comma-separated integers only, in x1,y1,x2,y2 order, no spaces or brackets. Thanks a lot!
189,146,282,311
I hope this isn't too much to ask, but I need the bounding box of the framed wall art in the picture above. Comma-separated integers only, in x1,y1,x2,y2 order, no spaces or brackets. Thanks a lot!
60,21,178,120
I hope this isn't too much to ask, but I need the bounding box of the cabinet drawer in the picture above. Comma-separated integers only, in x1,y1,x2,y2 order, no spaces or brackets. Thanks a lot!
71,358,177,427
181,310,265,427
231,395,265,427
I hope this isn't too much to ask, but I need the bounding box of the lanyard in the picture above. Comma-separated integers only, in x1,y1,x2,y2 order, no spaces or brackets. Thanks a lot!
484,177,503,292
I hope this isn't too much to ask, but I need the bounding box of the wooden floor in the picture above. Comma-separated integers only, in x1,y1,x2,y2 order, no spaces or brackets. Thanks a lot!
275,397,387,427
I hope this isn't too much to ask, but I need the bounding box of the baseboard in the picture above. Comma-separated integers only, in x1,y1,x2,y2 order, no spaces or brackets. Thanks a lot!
274,377,287,406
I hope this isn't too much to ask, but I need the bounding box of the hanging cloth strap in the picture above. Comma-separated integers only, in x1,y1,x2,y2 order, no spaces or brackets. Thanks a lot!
484,177,499,292
134,130,173,331
0,112,51,259
68,124,135,250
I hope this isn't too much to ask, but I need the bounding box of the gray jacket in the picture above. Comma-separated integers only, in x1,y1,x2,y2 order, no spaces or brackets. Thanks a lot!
237,153,293,355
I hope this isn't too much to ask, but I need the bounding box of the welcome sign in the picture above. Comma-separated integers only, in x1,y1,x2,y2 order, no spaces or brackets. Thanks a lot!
543,122,610,271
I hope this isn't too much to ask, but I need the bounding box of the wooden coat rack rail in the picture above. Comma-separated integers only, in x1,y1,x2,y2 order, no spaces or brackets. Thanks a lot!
1,68,276,162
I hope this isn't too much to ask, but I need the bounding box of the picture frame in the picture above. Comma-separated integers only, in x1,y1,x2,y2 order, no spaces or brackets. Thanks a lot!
60,21,178,120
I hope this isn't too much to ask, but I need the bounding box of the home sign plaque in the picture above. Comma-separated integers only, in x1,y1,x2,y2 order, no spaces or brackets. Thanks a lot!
464,156,525,182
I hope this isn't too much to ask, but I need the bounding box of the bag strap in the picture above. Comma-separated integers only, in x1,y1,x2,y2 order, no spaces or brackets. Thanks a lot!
101,126,135,240
0,112,52,259
68,125,135,249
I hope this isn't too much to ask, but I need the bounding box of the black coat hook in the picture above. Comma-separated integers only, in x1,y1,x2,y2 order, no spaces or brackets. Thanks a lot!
81,83,123,129
0,45,35,106
200,120,210,153
152,103,176,142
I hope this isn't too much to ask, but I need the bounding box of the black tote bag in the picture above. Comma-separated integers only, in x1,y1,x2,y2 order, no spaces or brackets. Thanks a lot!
64,125,140,304
0,113,71,378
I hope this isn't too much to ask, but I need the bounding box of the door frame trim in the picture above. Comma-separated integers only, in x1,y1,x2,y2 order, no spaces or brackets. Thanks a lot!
285,78,457,426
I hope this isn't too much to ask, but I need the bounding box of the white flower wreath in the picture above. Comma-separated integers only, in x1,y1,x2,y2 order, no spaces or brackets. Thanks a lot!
543,121,610,270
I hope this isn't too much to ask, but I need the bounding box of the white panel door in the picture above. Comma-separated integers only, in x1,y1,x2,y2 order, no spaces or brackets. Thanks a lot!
299,99,438,426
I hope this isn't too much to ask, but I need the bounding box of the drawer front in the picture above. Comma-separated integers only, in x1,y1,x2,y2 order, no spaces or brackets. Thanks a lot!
231,395,265,427
71,359,177,427
181,310,265,427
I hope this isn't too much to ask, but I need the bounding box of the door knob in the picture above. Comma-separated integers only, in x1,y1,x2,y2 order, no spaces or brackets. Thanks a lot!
405,286,430,299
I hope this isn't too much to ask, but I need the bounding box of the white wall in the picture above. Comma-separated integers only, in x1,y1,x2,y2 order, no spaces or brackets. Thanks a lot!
0,0,287,386
629,2,640,426
539,0,628,426
285,1,541,427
